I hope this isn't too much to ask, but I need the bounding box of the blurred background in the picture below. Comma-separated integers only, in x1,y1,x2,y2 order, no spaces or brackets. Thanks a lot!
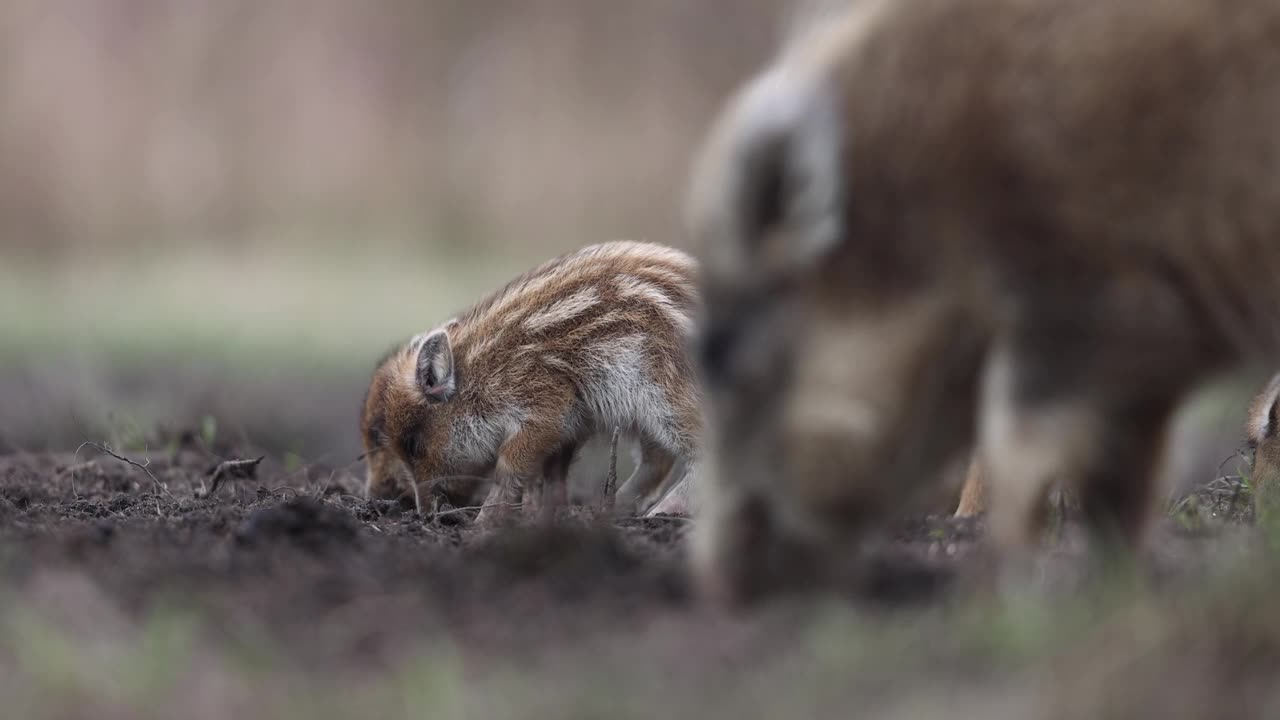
0,0,1255,495
0,0,794,460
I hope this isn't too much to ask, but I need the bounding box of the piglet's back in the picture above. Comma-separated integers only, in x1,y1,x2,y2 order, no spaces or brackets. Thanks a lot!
449,241,701,419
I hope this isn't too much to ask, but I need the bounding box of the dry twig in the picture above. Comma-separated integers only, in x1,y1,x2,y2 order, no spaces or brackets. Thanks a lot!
197,456,265,499
1166,446,1255,520
398,473,491,516
412,475,424,516
600,426,621,514
435,502,522,519
75,442,171,497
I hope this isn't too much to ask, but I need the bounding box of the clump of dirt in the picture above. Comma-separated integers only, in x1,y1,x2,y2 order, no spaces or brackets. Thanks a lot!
233,496,360,550
471,521,688,605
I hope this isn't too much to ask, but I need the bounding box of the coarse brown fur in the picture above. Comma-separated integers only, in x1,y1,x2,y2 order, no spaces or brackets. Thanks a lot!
952,456,986,520
360,241,704,522
1247,373,1280,521
688,0,1280,604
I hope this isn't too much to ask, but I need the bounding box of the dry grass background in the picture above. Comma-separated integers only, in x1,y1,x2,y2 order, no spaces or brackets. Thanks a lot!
1,0,789,258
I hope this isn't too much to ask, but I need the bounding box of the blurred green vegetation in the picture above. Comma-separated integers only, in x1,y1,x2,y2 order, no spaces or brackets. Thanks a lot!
0,240,544,455
0,242,539,375
4,549,1279,719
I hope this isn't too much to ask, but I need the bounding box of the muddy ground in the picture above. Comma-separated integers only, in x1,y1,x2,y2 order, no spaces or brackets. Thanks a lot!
1,430,1279,719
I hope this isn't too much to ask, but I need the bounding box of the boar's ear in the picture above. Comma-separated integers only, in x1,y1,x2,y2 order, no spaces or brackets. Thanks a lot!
688,66,842,281
1249,373,1280,447
415,329,456,401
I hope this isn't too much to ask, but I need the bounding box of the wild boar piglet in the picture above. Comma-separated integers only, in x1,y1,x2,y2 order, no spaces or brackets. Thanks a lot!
360,241,704,522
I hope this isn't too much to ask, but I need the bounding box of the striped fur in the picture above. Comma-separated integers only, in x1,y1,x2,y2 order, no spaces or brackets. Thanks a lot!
360,241,703,520
689,0,1280,604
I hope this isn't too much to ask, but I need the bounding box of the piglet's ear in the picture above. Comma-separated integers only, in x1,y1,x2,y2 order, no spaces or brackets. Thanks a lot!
415,329,456,401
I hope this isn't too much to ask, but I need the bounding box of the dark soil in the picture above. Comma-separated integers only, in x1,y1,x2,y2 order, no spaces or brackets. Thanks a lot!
2,434,1271,719
0,433,988,660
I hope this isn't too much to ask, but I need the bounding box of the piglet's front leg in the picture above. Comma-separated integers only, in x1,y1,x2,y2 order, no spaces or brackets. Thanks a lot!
474,425,560,526
475,477,522,526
